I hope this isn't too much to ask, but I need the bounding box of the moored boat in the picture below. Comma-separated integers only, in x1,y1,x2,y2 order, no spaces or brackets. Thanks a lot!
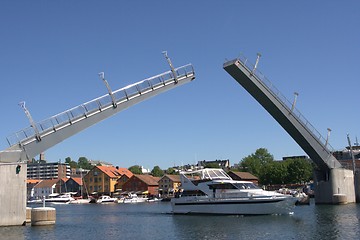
171,168,298,215
121,193,148,203
45,193,75,204
96,195,117,203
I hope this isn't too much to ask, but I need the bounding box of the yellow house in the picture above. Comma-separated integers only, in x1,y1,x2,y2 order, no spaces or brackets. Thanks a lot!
158,174,181,197
83,166,132,196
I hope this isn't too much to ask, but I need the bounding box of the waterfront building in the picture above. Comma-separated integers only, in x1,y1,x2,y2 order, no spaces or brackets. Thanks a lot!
65,177,83,197
70,168,90,178
122,174,160,196
158,174,181,197
27,179,41,200
197,159,230,169
332,146,360,170
27,162,70,179
31,178,68,199
83,166,132,196
114,173,133,192
88,159,113,167
228,171,259,185
141,166,151,174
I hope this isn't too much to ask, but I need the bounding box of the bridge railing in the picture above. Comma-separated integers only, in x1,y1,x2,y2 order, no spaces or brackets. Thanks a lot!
6,64,194,147
236,54,334,154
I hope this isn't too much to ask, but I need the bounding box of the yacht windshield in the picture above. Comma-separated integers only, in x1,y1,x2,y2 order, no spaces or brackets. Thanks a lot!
233,182,260,189
202,169,231,180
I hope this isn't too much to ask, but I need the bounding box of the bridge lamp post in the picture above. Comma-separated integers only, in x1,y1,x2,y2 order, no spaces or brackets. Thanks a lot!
325,128,331,147
291,92,299,113
252,53,262,74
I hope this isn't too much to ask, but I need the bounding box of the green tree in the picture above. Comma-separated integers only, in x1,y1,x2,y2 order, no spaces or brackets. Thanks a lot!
285,158,313,183
151,166,164,177
128,165,142,174
78,157,92,170
166,167,178,175
239,148,274,177
65,157,77,169
261,161,288,185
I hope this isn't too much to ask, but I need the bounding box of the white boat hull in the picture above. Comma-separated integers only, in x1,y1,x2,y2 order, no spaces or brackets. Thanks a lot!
69,199,91,204
122,197,148,203
171,197,297,215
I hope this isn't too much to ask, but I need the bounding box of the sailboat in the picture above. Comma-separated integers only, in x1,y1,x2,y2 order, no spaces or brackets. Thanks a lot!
70,169,92,204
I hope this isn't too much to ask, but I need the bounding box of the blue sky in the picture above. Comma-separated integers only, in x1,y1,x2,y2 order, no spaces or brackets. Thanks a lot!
1,1,359,169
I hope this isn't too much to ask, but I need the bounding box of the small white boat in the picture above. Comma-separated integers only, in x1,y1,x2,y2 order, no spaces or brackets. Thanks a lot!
122,193,148,203
45,193,75,204
96,195,117,203
70,197,92,204
171,168,298,215
27,198,43,204
146,197,162,202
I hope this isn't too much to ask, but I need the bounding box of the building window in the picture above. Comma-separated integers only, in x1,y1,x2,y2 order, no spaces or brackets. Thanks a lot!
94,171,98,176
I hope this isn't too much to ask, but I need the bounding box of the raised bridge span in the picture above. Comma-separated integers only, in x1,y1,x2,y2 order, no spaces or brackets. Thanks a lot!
0,55,195,226
223,55,356,204
1,60,195,163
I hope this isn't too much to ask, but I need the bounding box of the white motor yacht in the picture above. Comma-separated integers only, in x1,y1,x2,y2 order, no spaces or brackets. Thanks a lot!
171,168,298,215
96,195,117,203
45,193,75,204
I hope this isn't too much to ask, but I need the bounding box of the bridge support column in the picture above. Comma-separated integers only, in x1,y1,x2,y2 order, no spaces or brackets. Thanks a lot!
0,163,27,226
315,168,355,204
354,171,360,203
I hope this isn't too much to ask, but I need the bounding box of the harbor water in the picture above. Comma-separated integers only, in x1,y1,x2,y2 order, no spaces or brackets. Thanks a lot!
1,200,360,240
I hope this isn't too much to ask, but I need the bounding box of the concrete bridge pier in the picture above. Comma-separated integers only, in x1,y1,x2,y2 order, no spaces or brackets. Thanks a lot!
0,163,27,226
314,168,355,204
354,171,360,203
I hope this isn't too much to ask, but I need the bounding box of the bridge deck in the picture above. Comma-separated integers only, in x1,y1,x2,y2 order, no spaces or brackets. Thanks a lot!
0,64,195,162
223,56,341,171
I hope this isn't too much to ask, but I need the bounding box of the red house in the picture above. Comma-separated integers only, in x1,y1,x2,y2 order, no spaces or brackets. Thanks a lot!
122,174,160,196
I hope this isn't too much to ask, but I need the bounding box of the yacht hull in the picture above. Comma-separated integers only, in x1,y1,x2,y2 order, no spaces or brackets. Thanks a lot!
171,197,296,215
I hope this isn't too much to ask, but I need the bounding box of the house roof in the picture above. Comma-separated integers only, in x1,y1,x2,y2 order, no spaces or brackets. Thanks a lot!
229,171,258,180
96,166,133,178
34,179,59,188
61,177,69,183
133,174,160,186
27,179,41,184
161,174,181,182
71,177,83,185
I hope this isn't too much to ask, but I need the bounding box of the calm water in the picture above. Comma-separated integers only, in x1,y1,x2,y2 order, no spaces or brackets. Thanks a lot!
1,200,360,240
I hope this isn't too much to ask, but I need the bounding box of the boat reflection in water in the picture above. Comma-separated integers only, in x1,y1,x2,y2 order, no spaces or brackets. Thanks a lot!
171,168,298,215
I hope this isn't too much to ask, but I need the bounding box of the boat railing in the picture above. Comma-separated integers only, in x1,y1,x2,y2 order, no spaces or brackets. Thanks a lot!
6,64,195,147
235,54,334,154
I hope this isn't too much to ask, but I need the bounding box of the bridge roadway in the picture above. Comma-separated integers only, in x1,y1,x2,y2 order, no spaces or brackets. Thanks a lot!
0,63,195,163
0,59,195,226
223,55,355,204
223,57,341,172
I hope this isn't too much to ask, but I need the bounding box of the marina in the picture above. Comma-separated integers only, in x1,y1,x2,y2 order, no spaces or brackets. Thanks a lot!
1,200,359,239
